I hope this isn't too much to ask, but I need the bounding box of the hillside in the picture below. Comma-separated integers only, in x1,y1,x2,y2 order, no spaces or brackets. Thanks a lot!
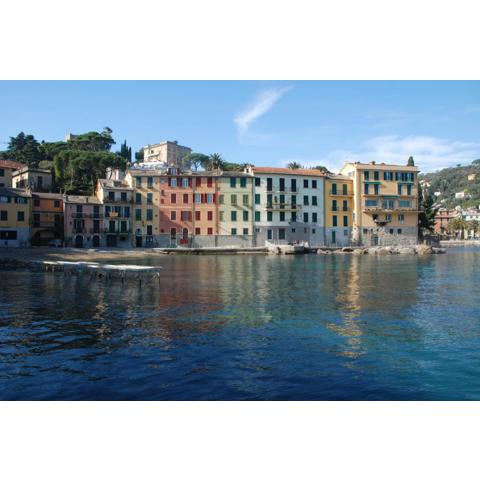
420,159,480,209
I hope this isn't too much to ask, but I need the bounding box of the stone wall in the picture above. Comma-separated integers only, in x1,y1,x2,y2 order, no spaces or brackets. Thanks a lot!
191,235,254,248
354,226,418,246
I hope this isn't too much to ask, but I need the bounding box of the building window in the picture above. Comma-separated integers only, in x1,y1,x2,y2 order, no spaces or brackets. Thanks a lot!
135,177,142,188
255,211,260,222
207,194,213,204
108,191,115,202
312,212,317,223
146,209,153,221
398,214,405,224
171,228,176,240
267,229,273,240
312,180,317,189
0,168,4,176
312,196,317,206
255,194,260,205
303,179,308,188
220,211,224,221
342,200,348,211
267,178,273,191
1,210,7,221
135,193,142,204
196,177,202,187
182,178,189,188
279,211,285,222
343,184,348,195
255,177,261,187
147,177,153,188
183,193,188,204
365,199,378,207
195,227,201,235
242,211,248,221
374,184,379,195
407,184,412,196
332,215,338,227
364,184,369,195
398,184,403,195
135,209,141,221
364,171,370,180
332,183,337,195
267,194,273,207
398,229,402,234
303,212,309,223
207,228,213,235
389,228,394,234
385,213,392,222
171,193,176,204
243,194,249,205
17,211,25,222
231,228,237,235
279,178,285,192
399,200,411,208
374,171,379,180
171,211,177,220
291,212,297,222
343,215,348,227
231,211,237,222
279,228,286,240
231,194,237,205
267,211,273,222
291,179,297,192
147,193,153,204
170,178,177,188
243,228,249,235
195,211,201,221
219,195,224,204
207,211,213,221
34,197,40,207
303,195,309,206
181,211,190,221
240,177,247,188
195,193,201,203
230,177,237,188
332,199,337,211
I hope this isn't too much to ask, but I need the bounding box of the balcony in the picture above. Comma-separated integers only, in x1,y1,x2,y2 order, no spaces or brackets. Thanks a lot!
330,190,353,196
104,228,132,235
266,202,302,211
105,198,132,204
363,202,418,213
266,187,298,194
71,212,103,219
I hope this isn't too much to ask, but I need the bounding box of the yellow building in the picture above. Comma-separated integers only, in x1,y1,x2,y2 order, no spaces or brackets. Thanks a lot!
324,174,354,246
0,187,32,247
217,172,254,242
339,160,419,246
0,160,24,188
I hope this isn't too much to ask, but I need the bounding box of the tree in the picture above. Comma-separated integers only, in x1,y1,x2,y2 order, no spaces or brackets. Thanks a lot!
207,153,225,170
39,141,69,161
418,187,438,239
66,127,115,152
287,161,302,170
117,140,132,162
183,152,210,171
311,165,332,174
7,132,43,166
466,220,479,239
449,217,467,239
135,149,144,162
407,156,415,166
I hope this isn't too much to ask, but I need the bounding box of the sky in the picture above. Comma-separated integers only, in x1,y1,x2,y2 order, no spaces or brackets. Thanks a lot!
0,80,479,173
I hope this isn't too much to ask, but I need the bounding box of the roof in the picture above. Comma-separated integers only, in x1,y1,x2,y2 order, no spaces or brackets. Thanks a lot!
31,192,63,200
343,161,419,171
0,187,32,198
64,195,102,205
143,141,191,150
326,174,351,181
0,160,25,170
13,166,52,175
98,178,133,190
253,167,327,177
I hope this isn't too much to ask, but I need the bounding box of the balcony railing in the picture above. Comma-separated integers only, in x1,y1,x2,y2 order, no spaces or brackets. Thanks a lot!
71,213,103,219
330,190,353,196
266,187,298,194
266,203,302,211
363,203,418,212
105,198,132,204
105,228,132,235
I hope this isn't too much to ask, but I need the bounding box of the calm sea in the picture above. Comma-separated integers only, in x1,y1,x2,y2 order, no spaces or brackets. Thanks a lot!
1,248,480,400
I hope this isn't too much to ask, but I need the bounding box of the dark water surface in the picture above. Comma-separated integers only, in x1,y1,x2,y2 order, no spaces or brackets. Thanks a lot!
1,248,480,400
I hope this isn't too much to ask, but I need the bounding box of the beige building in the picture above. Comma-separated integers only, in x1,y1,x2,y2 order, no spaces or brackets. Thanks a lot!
143,141,192,169
12,166,53,192
340,161,419,246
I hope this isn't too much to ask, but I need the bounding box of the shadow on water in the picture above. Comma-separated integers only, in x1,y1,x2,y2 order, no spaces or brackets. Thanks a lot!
1,248,480,400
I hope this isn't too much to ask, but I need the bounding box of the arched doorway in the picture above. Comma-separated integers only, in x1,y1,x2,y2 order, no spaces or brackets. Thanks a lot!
92,235,100,247
75,235,83,248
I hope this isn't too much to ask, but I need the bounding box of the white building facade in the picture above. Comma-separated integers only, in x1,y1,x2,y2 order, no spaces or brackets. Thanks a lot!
252,167,326,246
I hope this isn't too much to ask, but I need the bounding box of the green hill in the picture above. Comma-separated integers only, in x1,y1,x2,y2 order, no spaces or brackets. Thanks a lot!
421,159,480,209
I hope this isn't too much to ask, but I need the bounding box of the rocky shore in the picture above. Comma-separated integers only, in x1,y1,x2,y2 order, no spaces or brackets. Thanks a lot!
317,245,446,255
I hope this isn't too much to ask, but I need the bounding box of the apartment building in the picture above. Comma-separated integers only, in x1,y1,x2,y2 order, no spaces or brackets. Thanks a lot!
0,160,24,188
252,167,326,246
12,166,53,192
324,174,354,246
96,178,133,248
340,161,419,246
0,187,31,247
217,172,254,247
64,195,104,248
31,192,63,246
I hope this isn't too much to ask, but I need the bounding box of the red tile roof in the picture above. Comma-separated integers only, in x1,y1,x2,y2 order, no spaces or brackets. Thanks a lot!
253,167,327,177
0,159,24,170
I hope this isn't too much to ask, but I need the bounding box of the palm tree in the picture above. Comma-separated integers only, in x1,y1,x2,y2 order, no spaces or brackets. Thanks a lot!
449,217,467,239
467,220,479,239
208,153,225,170
287,161,302,170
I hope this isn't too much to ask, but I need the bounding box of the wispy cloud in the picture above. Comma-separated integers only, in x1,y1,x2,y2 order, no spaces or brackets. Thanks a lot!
288,135,480,174
234,86,292,139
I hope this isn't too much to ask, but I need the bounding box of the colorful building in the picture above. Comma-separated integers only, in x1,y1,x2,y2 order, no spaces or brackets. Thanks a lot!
95,178,133,248
64,195,104,248
143,141,192,169
0,160,24,188
217,171,254,246
31,192,64,246
324,174,354,246
340,161,419,246
0,187,31,247
12,166,53,192
252,167,326,246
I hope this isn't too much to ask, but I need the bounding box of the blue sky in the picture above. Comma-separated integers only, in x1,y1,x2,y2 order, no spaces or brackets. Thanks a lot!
0,81,479,173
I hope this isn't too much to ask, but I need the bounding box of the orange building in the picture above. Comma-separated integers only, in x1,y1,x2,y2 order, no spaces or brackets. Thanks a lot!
31,192,64,246
159,168,218,245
